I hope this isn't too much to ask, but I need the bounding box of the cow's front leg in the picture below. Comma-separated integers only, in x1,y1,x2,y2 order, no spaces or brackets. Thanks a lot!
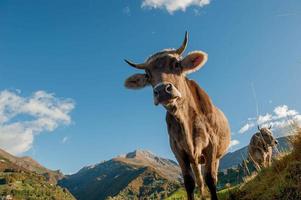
204,146,218,200
176,154,195,200
268,153,272,167
170,138,196,200
191,158,205,200
267,148,273,167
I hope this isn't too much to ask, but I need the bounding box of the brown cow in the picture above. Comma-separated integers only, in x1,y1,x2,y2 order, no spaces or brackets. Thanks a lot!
124,32,231,200
248,126,278,171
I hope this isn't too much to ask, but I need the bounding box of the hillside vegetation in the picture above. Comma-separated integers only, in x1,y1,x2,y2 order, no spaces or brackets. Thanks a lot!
219,136,292,171
0,148,63,184
0,171,75,200
0,148,75,200
221,128,301,200
164,133,297,200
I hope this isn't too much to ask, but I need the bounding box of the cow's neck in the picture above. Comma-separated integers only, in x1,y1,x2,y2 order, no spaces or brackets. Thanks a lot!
165,80,201,152
168,79,199,122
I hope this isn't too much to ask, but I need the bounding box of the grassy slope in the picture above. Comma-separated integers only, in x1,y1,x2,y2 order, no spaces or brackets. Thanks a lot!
109,167,180,200
0,148,63,184
165,130,301,200
0,171,75,200
0,154,75,200
164,187,228,200
220,128,301,200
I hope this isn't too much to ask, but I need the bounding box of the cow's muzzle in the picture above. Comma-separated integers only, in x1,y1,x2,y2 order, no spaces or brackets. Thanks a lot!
153,82,181,106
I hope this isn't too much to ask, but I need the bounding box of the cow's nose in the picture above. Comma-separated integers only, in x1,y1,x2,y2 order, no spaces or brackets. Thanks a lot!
154,83,173,96
165,83,173,94
153,83,181,105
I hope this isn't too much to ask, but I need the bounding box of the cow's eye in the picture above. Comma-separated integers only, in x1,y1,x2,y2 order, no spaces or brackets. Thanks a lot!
174,62,181,71
145,70,152,79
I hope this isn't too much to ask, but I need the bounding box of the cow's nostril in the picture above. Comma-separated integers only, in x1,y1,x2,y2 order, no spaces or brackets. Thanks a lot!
154,90,159,97
165,84,172,93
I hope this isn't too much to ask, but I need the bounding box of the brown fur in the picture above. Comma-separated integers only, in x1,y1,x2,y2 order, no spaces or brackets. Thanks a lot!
125,38,231,200
248,127,278,170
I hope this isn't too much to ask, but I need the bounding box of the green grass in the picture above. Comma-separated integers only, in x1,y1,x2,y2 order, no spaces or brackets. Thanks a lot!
166,128,301,200
222,127,301,200
164,186,240,200
0,171,75,200
165,188,186,200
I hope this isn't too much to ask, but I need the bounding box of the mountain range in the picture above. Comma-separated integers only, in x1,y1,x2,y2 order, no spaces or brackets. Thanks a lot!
58,150,181,200
0,135,293,199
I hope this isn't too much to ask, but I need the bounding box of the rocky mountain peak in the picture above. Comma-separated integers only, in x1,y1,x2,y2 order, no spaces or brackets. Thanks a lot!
125,149,155,159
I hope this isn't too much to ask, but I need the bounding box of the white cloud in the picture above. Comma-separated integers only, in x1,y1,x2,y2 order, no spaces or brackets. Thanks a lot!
238,105,301,136
229,139,240,148
0,90,75,155
257,113,272,124
239,123,255,134
141,0,210,14
274,105,297,119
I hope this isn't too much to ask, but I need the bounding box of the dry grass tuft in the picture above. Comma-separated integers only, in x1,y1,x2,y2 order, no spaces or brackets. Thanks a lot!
291,127,301,160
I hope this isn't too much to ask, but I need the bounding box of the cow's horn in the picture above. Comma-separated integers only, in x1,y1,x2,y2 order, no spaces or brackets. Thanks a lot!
175,31,188,55
124,59,146,69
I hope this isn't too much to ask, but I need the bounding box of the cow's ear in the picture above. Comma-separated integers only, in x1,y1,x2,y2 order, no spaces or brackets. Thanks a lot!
125,73,150,89
181,51,208,74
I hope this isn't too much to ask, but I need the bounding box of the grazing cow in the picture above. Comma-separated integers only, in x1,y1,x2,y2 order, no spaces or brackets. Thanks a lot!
124,32,231,200
248,126,278,170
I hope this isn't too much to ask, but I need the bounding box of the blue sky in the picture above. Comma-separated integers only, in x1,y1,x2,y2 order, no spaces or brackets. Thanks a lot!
0,0,301,174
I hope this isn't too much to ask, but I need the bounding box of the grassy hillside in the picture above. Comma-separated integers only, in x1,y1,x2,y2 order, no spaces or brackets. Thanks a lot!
219,136,292,171
0,171,75,200
220,128,301,200
164,132,299,200
0,148,64,184
107,167,179,200
0,148,75,200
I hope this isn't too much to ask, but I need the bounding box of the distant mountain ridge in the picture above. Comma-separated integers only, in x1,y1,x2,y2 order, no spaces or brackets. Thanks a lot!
0,148,63,184
0,136,291,200
59,137,293,200
59,150,181,200
115,150,181,181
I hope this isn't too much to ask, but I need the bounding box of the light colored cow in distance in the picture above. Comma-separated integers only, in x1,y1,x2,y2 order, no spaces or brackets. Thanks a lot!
248,126,278,170
124,32,231,200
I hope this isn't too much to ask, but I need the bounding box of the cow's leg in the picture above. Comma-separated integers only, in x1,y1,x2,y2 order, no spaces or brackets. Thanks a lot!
191,162,205,199
268,153,272,167
266,150,272,167
176,155,195,200
262,153,268,168
204,150,218,200
170,138,195,200
250,152,262,171
213,159,220,184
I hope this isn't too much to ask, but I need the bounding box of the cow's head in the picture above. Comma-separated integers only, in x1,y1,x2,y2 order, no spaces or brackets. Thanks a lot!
124,32,207,110
258,125,278,147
